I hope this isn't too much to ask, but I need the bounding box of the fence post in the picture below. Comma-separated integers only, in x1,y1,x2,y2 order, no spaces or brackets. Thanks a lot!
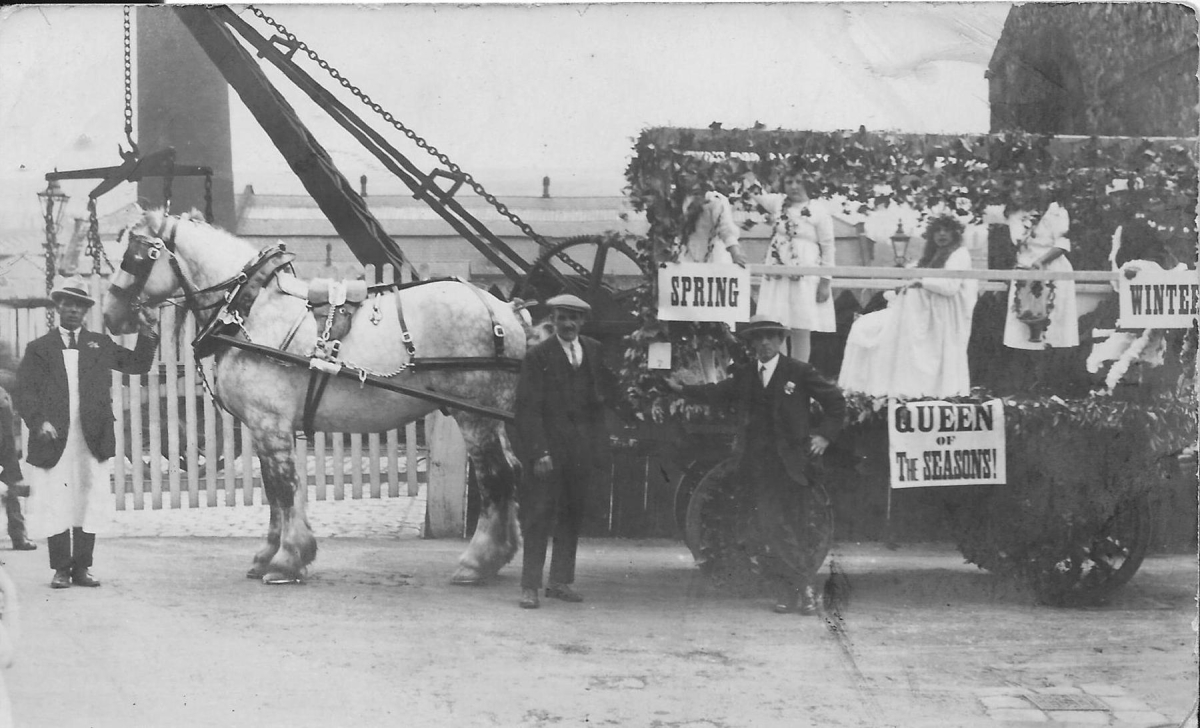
425,411,467,538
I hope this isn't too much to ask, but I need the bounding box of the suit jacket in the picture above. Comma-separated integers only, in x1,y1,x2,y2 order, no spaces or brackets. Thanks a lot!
682,355,846,483
513,335,611,465
0,386,21,486
15,328,158,468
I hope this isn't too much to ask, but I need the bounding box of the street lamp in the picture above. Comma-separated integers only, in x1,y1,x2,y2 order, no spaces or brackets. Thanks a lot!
37,178,70,232
890,221,911,267
37,178,70,327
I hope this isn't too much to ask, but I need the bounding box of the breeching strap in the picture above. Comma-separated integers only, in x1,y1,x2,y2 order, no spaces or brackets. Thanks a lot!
209,333,517,423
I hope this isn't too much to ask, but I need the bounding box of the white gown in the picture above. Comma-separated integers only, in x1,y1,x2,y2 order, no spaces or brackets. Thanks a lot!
754,195,836,332
1003,203,1079,349
24,349,114,539
839,247,978,398
678,192,740,265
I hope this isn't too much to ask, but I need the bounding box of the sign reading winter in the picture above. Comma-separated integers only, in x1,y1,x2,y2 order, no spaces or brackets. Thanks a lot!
657,263,751,325
1118,268,1200,329
888,399,1006,488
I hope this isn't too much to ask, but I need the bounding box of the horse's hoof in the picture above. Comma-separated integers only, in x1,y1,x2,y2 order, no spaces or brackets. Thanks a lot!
450,566,487,586
246,566,265,579
262,572,303,585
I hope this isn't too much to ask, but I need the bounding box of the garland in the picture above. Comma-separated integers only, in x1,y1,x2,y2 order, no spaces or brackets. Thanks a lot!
620,127,1198,428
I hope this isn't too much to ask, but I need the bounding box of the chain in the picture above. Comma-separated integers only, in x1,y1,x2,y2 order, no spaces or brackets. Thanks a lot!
41,194,59,329
123,6,135,150
86,199,102,275
246,6,592,279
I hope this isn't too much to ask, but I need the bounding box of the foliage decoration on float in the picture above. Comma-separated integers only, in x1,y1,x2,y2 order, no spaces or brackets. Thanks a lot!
619,126,1198,427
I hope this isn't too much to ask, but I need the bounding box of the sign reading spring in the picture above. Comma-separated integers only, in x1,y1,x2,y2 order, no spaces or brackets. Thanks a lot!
657,262,751,325
888,399,1007,488
1118,268,1200,329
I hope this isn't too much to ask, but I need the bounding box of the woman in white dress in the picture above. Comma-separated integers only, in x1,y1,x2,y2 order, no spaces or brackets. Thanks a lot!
839,215,979,398
752,167,836,362
677,190,748,266
1003,202,1079,350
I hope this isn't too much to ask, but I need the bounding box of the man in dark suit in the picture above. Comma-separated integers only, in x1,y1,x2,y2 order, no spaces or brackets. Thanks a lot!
513,294,611,609
0,386,35,550
669,315,846,615
15,278,158,589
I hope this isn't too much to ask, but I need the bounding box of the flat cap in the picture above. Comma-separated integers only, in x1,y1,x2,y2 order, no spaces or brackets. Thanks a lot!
545,294,592,313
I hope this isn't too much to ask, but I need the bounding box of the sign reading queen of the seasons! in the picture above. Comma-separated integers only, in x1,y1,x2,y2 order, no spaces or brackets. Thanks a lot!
657,263,751,325
1118,268,1200,329
888,399,1007,488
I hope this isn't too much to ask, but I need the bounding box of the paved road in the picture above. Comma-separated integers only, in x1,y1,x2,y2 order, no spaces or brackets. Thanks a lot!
0,524,1194,728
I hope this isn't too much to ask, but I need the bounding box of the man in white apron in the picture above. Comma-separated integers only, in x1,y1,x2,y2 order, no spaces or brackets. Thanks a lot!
14,278,159,589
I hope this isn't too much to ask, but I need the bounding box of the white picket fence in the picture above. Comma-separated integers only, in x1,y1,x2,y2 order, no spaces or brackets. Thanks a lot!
0,269,469,536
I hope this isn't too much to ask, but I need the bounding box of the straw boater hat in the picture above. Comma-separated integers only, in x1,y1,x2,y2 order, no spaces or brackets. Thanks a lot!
737,314,788,339
545,294,592,314
50,277,96,307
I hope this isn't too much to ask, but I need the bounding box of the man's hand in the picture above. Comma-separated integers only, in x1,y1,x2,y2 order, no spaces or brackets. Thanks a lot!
809,435,830,456
816,278,832,303
137,307,160,334
38,422,58,442
533,455,553,478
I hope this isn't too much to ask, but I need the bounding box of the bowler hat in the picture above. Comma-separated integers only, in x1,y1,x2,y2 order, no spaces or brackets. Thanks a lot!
545,294,591,314
737,314,788,338
50,277,96,307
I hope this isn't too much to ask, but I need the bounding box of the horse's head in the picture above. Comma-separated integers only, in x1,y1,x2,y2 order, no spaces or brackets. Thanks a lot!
104,208,186,335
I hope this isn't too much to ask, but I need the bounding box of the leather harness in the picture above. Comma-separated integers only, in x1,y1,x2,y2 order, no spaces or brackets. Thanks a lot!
117,215,523,429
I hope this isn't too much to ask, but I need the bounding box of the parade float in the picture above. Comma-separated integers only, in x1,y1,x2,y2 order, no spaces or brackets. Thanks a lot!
618,126,1197,605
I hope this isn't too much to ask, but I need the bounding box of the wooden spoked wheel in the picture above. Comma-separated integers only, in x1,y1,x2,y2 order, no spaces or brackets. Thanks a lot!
512,235,648,347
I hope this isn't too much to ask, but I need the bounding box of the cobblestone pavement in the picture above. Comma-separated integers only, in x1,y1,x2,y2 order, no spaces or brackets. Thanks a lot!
108,485,428,539
975,683,1194,727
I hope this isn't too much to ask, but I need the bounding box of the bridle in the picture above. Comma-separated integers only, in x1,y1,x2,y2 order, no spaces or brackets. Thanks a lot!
109,214,244,317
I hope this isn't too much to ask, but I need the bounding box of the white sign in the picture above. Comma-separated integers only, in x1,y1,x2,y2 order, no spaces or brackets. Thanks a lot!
888,399,1006,488
657,263,750,325
647,342,673,370
1118,268,1199,329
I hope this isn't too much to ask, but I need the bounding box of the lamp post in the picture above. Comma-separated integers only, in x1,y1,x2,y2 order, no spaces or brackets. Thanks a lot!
890,221,911,267
37,178,70,327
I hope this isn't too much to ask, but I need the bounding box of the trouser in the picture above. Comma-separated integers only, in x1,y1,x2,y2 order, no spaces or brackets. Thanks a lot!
2,493,25,544
47,528,95,573
743,450,830,591
519,438,595,590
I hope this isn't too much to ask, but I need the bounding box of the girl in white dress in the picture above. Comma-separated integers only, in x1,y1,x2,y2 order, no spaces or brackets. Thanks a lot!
677,191,748,266
752,169,836,362
839,215,979,398
1003,202,1079,349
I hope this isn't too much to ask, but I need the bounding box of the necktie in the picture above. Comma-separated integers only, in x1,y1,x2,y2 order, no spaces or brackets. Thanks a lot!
760,363,768,387
68,330,76,349
570,343,580,369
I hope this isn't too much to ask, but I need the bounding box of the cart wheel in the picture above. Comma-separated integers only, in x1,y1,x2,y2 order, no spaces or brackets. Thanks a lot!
675,454,724,549
683,457,764,593
1032,493,1154,606
512,235,648,354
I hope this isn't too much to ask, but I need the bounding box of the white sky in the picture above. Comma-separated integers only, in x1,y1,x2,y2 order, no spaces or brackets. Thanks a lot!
0,2,1011,229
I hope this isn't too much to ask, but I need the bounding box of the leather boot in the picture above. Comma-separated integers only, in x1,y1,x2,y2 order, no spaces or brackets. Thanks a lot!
72,569,101,587
50,568,71,589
